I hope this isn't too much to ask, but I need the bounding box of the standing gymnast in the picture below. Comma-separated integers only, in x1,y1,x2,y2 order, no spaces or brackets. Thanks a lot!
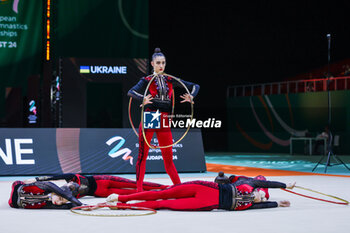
107,179,295,211
128,48,200,191
23,173,169,198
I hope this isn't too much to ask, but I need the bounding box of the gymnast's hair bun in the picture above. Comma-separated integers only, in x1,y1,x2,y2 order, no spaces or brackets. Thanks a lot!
152,47,165,60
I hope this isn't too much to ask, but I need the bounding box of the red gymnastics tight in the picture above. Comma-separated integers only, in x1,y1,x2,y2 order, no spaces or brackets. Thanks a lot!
118,181,219,211
136,121,181,192
93,175,168,197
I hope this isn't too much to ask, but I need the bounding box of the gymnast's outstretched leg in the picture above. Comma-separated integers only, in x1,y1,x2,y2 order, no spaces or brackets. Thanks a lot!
116,181,219,211
93,175,169,196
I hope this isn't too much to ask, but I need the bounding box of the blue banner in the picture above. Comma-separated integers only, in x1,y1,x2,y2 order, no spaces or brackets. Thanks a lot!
0,128,206,175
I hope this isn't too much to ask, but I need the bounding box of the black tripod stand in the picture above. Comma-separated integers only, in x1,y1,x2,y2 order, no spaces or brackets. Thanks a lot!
312,34,350,173
312,131,350,173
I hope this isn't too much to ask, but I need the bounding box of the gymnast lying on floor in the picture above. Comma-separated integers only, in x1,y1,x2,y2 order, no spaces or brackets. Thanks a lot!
106,174,296,211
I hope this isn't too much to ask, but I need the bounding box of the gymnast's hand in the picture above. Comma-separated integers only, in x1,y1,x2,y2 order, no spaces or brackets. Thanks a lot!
286,182,296,189
140,94,153,107
278,200,291,207
180,93,194,104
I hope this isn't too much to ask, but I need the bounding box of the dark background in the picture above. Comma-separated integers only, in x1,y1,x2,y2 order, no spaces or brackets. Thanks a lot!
2,0,350,153
149,0,350,151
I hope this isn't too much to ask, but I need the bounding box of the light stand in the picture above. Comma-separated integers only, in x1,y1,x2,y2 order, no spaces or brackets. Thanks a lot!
312,34,350,173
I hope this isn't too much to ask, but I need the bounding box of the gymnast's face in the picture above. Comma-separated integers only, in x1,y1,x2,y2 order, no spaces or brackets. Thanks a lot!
253,190,262,203
51,193,68,205
151,56,166,74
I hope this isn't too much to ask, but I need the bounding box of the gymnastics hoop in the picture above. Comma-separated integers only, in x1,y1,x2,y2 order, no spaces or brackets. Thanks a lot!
128,89,175,138
70,203,157,217
138,73,194,149
281,185,349,205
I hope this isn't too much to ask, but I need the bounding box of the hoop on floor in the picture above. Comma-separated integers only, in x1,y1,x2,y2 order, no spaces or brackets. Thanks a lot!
282,185,349,205
70,203,157,217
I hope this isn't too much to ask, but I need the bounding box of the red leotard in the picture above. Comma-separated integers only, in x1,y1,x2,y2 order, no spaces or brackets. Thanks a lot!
115,179,286,211
93,175,168,196
119,181,219,211
128,75,200,192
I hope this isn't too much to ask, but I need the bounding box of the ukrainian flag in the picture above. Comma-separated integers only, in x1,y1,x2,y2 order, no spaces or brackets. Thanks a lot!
80,66,90,73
